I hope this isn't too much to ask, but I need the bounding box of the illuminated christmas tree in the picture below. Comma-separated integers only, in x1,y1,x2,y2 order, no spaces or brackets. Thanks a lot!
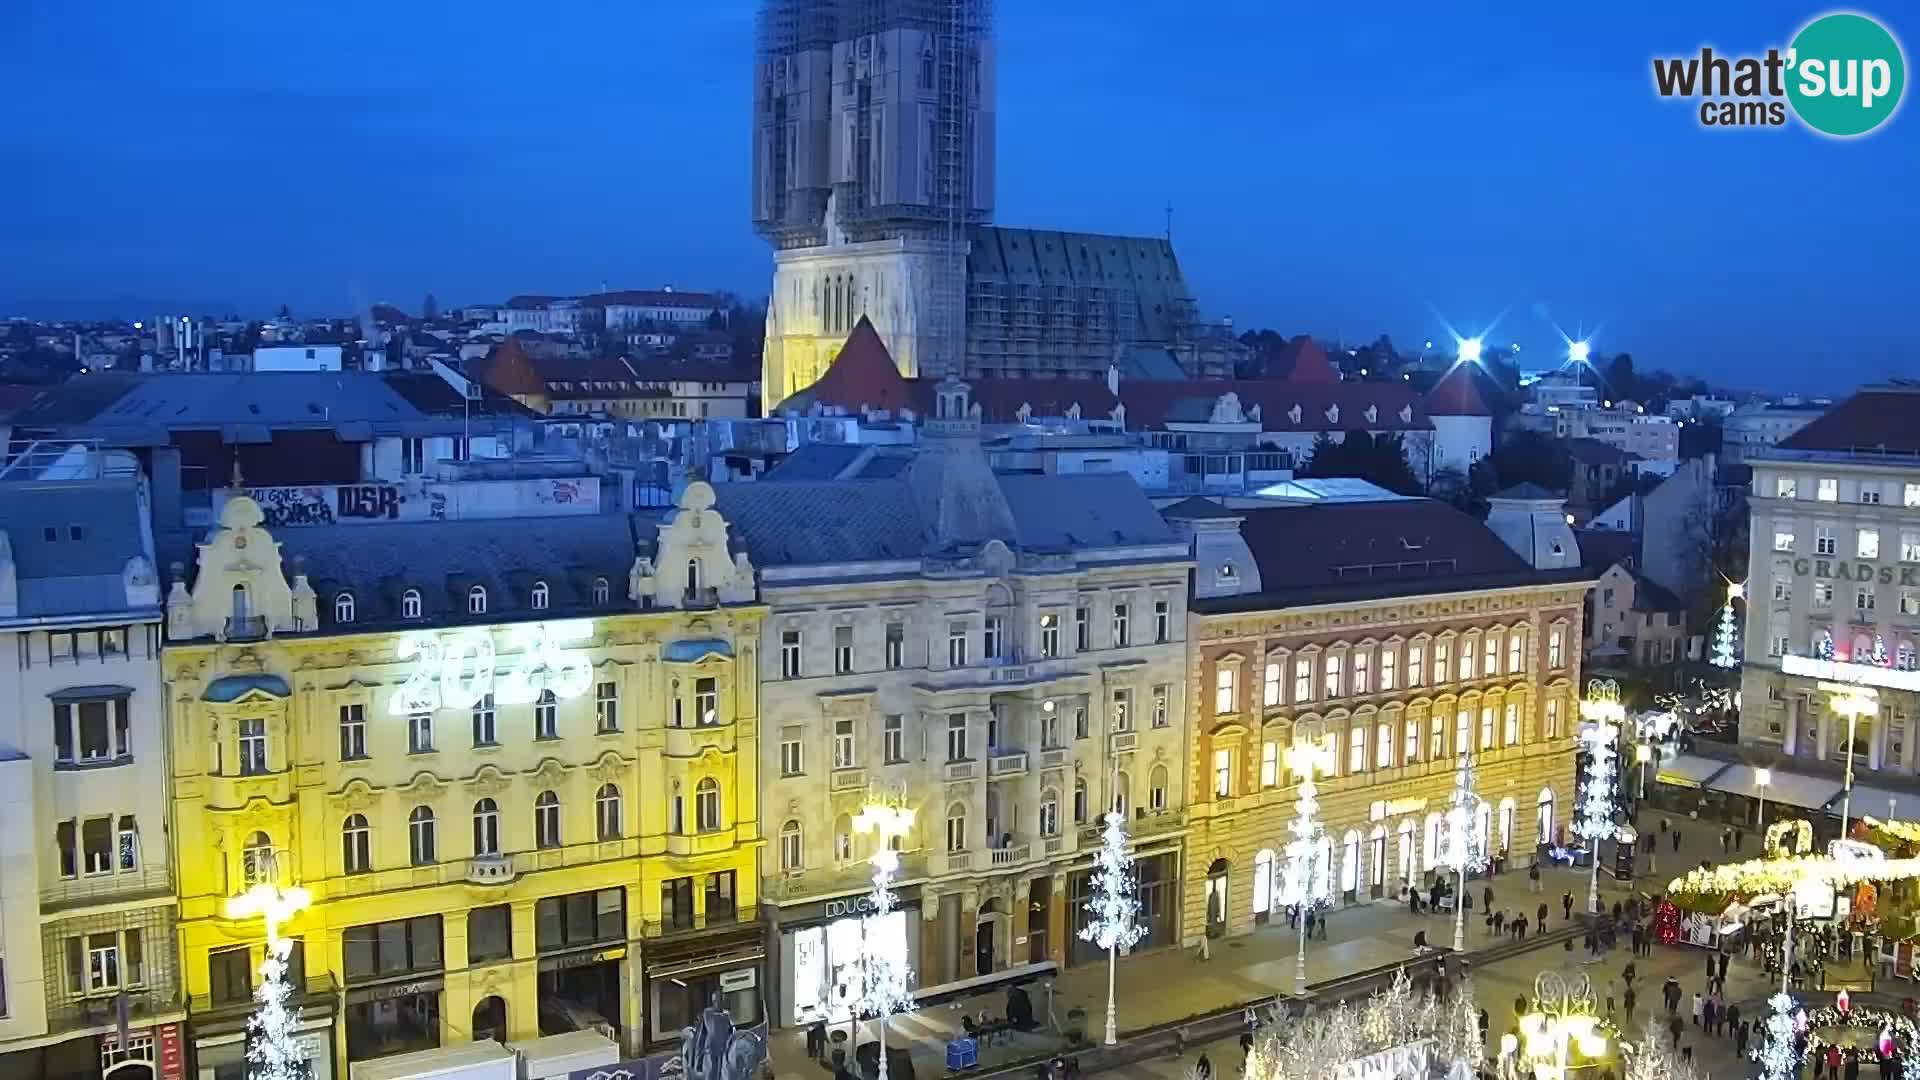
1652,898,1681,946
1710,598,1738,669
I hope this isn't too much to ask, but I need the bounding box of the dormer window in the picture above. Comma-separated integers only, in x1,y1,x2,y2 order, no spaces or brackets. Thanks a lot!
334,593,355,624
687,559,702,593
592,578,610,605
530,581,549,611
467,585,488,615
1218,562,1238,582
401,589,423,619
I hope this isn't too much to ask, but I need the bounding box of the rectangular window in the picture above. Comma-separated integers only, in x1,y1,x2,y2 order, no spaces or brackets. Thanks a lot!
1038,614,1059,659
1429,714,1445,760
1508,633,1524,673
1902,589,1920,617
118,815,138,871
1260,741,1278,788
1294,657,1313,702
1214,666,1236,715
884,714,905,763
408,711,432,754
1479,707,1495,751
1817,526,1837,555
947,622,968,667
1455,710,1472,756
1074,705,1089,740
1548,628,1564,668
1348,726,1365,773
209,946,252,1005
57,819,76,878
1907,482,1920,508
1042,706,1061,748
1818,477,1838,502
83,816,113,875
1385,646,1404,691
238,717,268,774
946,713,968,761
1774,579,1793,604
535,890,623,951
1857,585,1876,612
1154,598,1171,643
780,738,802,777
834,719,856,769
595,682,618,732
1213,748,1233,797
338,703,367,760
1112,687,1133,732
1112,603,1130,647
1862,485,1883,505
468,905,513,965
86,933,120,992
1774,526,1796,552
1376,723,1393,768
885,622,905,668
1353,651,1371,694
1813,580,1834,608
1545,699,1563,739
983,616,1003,660
1860,528,1882,560
1777,476,1797,499
1324,653,1343,698
780,629,802,678
694,678,718,725
834,625,853,674
1405,718,1420,763
1075,606,1090,652
1458,641,1475,681
1902,531,1920,562
1153,684,1169,728
1408,644,1425,687
1264,662,1281,706
1483,634,1500,675
1504,703,1520,746
1434,640,1451,684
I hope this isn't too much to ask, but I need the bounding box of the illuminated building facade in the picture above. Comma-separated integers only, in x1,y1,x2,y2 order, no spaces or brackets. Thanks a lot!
163,484,765,1076
1170,495,1589,943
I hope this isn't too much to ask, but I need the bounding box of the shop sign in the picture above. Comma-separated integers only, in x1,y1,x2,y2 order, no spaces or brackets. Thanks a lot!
1336,1038,1432,1080
540,947,626,973
157,1024,185,1080
787,884,920,925
718,969,756,993
1790,557,1916,586
345,976,445,1004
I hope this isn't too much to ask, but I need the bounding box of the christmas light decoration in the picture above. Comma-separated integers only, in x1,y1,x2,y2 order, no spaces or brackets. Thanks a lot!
1514,972,1608,1080
1667,852,1920,898
852,803,916,1080
1577,681,1622,914
1625,1015,1701,1080
1441,755,1489,952
1278,730,1334,993
1826,681,1879,833
387,620,593,715
1797,1004,1920,1080
225,851,312,1080
1710,584,1740,669
1753,991,1800,1080
1818,630,1836,661
1244,968,1477,1080
1077,810,1146,1045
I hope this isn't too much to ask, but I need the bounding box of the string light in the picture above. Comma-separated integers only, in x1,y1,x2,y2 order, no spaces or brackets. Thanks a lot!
1279,730,1333,993
1576,686,1621,914
1078,810,1146,1045
852,803,916,1080
1754,992,1801,1080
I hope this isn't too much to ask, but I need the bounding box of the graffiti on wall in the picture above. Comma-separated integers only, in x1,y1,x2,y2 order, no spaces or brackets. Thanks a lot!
231,477,599,527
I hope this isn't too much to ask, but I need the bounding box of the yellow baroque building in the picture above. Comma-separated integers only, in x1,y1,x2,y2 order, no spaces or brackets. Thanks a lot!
162,486,766,1078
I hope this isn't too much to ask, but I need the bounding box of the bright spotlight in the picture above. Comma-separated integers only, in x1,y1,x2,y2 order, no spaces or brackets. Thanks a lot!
1569,340,1591,364
1458,337,1484,363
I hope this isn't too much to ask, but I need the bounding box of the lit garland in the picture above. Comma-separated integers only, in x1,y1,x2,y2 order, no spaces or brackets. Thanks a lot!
1279,735,1333,992
1625,1014,1700,1080
1753,992,1802,1080
1244,968,1479,1080
1575,713,1619,913
1441,756,1489,952
1668,853,1920,898
1799,1003,1920,1080
1863,816,1920,846
852,805,916,1080
1078,810,1146,1045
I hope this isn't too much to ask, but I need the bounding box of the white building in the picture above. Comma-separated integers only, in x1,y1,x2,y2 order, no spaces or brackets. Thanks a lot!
1740,386,1920,787
716,379,1192,1025
1723,401,1829,465
0,453,181,1080
253,344,346,372
1568,406,1680,462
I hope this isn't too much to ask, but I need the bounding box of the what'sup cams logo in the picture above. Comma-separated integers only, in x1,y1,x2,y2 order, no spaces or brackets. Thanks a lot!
1653,11,1906,136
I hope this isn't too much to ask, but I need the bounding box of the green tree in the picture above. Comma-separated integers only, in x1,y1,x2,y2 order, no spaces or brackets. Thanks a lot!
1301,430,1422,495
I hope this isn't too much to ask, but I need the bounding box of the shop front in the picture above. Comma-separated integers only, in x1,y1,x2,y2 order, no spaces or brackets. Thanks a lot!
534,888,628,1045
641,924,765,1048
342,915,446,1066
1069,850,1177,967
0,1022,197,1080
769,885,922,1028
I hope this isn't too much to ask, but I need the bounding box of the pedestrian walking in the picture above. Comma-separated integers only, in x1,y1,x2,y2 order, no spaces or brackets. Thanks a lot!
1672,829,1683,853
1690,991,1703,1027
1663,977,1682,1013
1703,996,1718,1034
1721,827,1731,854
1605,979,1616,1019
1718,952,1730,980
1529,862,1541,894
1562,891,1574,921
1735,1020,1749,1058
1538,901,1549,935
1515,915,1529,939
1623,986,1637,1021
1198,933,1211,962
1196,1052,1212,1080
1484,885,1494,911
1660,817,1669,835
1735,827,1745,851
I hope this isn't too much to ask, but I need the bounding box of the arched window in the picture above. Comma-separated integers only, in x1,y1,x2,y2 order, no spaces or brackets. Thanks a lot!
687,559,702,594
695,778,721,832
945,802,968,853
592,577,610,605
780,819,803,871
534,791,562,848
334,592,355,624
1536,787,1556,844
409,806,436,865
472,996,507,1042
1424,812,1444,871
596,784,622,840
1039,788,1060,836
242,831,274,886
1252,848,1275,916
342,814,371,874
473,798,500,856
467,585,488,615
834,813,854,863
1072,778,1089,824
1149,764,1169,812
1499,796,1517,855
1341,829,1362,896
1312,834,1334,900
401,588,423,619
530,581,549,611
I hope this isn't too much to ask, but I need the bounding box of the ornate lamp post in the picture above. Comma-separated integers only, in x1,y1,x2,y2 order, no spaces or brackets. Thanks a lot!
1515,972,1608,1080
1822,681,1879,835
1578,679,1625,914
852,801,916,1080
1442,755,1489,952
225,850,312,1080
1279,722,1333,994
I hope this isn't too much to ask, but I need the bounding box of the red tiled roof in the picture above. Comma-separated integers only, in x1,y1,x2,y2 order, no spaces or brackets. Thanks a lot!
470,338,545,398
1277,336,1339,384
788,317,911,413
1117,380,1427,431
1226,499,1532,596
1424,363,1495,416
503,295,562,310
1778,386,1920,454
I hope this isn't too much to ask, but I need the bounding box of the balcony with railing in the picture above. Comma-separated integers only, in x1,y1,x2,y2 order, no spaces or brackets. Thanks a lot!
987,749,1029,779
47,985,186,1036
41,863,174,912
467,853,515,884
222,616,269,642
642,904,759,940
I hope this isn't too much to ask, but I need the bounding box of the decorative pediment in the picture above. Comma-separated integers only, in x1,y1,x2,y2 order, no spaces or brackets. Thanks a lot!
466,764,512,797
587,751,631,784
528,757,570,787
1209,721,1249,738
329,778,380,813
401,772,446,799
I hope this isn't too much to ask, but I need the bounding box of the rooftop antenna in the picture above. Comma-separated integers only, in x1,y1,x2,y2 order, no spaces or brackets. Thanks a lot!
1164,201,1173,243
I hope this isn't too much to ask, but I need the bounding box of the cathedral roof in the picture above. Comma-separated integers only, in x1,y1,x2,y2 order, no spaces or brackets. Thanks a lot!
779,316,910,415
1424,363,1496,417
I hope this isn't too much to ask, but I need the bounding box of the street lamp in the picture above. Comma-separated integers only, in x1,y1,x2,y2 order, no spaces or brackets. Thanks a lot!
852,800,916,1080
1442,756,1489,952
1515,972,1608,1080
225,850,312,1080
1822,681,1879,835
1280,725,1333,994
1755,767,1772,831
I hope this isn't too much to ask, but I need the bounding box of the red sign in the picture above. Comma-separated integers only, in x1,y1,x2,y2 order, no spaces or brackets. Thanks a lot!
157,1023,184,1080
1897,942,1913,981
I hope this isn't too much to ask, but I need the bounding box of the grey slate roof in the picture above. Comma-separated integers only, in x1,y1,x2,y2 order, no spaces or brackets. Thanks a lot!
713,481,927,566
763,444,866,481
998,473,1177,549
1160,496,1242,520
1493,482,1563,501
0,478,152,618
273,514,637,631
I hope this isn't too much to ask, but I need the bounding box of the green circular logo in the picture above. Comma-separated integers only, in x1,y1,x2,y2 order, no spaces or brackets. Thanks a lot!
1786,12,1907,137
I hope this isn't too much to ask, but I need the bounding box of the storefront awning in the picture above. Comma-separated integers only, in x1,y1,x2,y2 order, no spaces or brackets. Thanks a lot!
1654,754,1730,789
1828,785,1919,822
1707,765,1844,811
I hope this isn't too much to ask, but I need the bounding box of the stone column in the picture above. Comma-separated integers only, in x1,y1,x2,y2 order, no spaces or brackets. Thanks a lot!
508,900,541,1043
1816,706,1831,761
1783,693,1798,755
1047,875,1067,967
1870,719,1884,771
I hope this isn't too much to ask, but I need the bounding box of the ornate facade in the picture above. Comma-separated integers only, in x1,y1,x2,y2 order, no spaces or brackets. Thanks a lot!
162,486,765,1076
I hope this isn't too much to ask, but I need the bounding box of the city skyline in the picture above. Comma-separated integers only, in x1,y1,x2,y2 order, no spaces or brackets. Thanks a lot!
6,0,1916,392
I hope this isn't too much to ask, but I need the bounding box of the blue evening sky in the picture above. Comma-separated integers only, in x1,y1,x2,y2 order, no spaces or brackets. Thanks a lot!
4,1,1915,392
